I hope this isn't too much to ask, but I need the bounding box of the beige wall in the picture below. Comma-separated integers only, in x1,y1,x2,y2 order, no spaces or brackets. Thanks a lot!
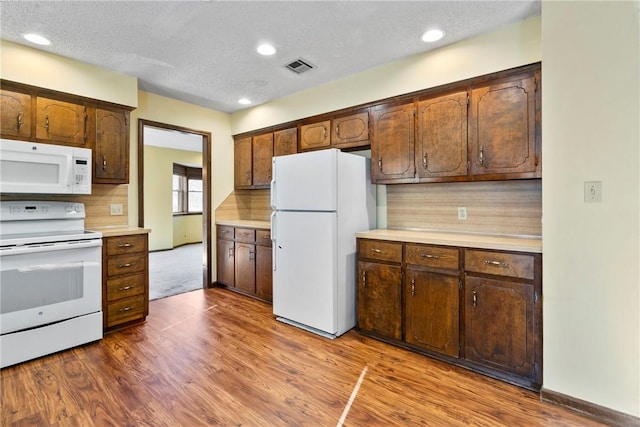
0,40,137,107
173,215,202,247
541,0,639,417
143,145,202,251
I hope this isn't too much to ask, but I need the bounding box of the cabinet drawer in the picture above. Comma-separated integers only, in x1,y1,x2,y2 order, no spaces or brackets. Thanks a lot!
106,295,146,327
465,250,534,280
405,244,459,270
235,228,255,243
107,253,146,277
217,225,234,241
256,229,272,247
106,235,147,256
106,273,145,301
358,239,402,263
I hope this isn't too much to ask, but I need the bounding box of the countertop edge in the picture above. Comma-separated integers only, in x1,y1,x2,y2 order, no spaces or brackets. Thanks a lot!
216,219,271,229
89,226,151,237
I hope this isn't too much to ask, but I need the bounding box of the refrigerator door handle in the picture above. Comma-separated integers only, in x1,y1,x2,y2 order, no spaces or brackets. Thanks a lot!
270,158,276,209
270,211,277,271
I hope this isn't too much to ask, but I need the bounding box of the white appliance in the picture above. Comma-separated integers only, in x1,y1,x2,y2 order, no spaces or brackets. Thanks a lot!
0,139,92,195
270,149,376,338
0,201,103,368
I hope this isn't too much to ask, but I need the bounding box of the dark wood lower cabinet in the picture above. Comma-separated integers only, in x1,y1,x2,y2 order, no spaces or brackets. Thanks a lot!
464,276,537,380
357,261,402,340
356,237,542,391
215,225,272,303
405,269,460,358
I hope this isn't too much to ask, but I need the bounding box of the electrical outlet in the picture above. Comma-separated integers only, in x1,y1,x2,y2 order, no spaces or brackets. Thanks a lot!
584,181,602,203
110,203,124,215
458,207,467,220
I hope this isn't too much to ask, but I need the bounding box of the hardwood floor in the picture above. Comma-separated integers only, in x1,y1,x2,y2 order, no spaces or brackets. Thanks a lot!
2,288,607,426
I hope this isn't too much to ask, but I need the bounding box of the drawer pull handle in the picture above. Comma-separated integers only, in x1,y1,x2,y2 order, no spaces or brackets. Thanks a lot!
419,253,440,259
118,263,134,268
118,286,133,291
370,248,386,254
119,306,132,312
262,235,271,239
118,243,132,248
484,260,509,268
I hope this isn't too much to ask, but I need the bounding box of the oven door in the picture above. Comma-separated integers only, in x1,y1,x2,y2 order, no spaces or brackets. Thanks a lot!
0,239,102,335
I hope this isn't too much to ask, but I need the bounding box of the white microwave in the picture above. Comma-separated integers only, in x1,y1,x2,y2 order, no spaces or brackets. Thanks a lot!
0,139,92,195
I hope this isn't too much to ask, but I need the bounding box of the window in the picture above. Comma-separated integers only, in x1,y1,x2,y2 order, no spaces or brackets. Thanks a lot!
173,164,202,214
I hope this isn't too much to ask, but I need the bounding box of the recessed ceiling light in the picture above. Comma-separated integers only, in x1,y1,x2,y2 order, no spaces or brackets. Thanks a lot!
420,29,445,43
257,43,276,56
24,33,51,46
238,98,252,105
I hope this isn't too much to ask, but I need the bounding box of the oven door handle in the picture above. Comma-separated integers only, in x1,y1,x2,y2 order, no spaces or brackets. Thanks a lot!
0,239,102,256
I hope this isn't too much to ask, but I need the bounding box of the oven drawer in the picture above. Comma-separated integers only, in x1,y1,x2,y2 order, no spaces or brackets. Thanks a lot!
106,295,146,327
106,273,145,301
106,235,147,256
107,253,146,277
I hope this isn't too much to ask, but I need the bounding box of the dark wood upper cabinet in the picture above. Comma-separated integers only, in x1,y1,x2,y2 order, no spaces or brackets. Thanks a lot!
0,88,32,139
35,96,88,148
234,136,252,189
469,72,540,178
273,127,297,157
416,91,468,180
299,120,330,151
252,132,273,187
331,110,369,149
370,102,415,183
94,107,129,184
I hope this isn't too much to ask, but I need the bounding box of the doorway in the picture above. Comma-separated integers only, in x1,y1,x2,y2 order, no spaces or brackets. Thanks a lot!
137,119,212,295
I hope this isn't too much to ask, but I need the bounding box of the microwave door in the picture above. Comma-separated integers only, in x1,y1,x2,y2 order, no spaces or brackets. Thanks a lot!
0,149,72,194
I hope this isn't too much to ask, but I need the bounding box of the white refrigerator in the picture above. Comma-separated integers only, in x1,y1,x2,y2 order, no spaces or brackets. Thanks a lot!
271,149,376,338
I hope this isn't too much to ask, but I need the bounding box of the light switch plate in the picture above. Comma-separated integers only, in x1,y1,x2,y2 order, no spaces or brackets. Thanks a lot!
584,181,602,203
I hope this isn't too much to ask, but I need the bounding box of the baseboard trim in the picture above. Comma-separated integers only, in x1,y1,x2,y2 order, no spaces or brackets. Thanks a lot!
541,388,640,427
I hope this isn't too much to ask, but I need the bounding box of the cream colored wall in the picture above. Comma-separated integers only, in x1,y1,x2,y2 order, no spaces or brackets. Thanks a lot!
541,0,639,417
173,215,202,247
0,40,137,107
231,16,541,134
143,145,202,251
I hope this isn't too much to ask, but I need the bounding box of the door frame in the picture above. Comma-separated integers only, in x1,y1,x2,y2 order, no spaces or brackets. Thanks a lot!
137,119,213,289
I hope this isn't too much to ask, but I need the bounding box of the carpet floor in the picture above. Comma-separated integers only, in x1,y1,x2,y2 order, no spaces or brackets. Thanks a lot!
148,243,204,300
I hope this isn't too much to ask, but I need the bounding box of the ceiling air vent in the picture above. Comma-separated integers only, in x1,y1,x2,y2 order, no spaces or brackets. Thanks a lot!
285,58,314,75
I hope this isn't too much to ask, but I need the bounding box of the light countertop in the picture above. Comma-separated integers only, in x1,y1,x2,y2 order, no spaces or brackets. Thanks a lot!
89,226,151,238
355,229,542,253
216,219,271,229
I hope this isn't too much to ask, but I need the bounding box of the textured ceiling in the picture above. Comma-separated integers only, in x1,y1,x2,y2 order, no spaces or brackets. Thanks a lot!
0,1,540,114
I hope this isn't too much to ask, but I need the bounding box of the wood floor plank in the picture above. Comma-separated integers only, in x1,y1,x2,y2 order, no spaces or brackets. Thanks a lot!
1,288,609,426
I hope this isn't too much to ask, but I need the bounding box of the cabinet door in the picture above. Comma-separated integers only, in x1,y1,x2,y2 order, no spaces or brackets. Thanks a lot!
234,136,252,188
299,120,330,151
371,103,415,182
274,128,297,157
234,242,256,294
216,239,235,286
95,107,129,183
1,89,32,139
416,91,468,179
252,133,273,187
464,276,537,379
357,261,402,340
331,111,369,149
405,269,459,357
469,74,539,177
36,97,87,147
256,245,272,302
